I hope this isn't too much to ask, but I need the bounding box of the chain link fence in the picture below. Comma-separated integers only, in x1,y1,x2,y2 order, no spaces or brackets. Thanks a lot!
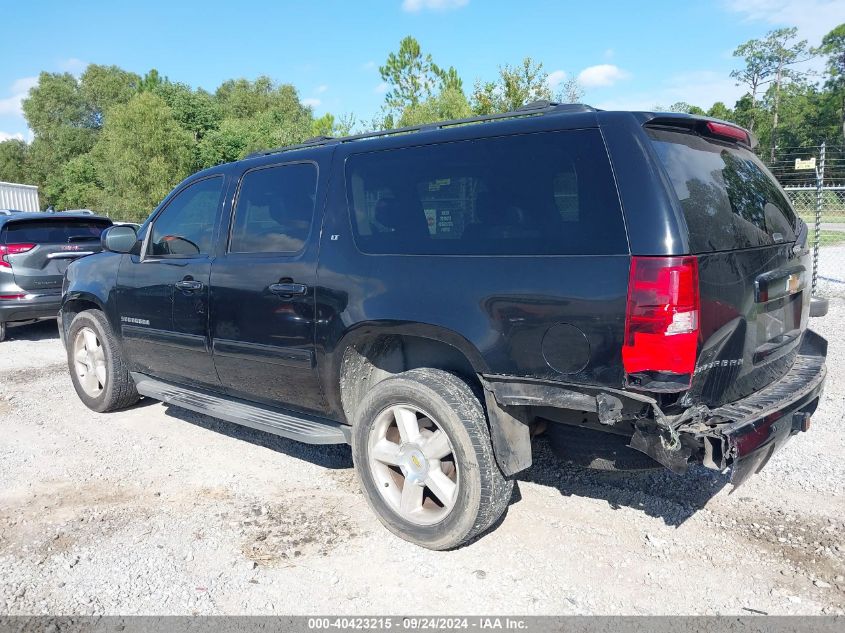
775,143,845,299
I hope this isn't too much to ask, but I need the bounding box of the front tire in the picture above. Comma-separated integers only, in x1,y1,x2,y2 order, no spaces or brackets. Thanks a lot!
351,368,512,550
67,310,139,412
0,322,5,342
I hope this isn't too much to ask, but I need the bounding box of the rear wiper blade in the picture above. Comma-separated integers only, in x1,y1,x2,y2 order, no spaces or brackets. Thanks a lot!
67,235,99,243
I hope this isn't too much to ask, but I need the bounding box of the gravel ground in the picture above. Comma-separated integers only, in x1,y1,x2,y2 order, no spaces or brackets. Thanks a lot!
0,300,843,616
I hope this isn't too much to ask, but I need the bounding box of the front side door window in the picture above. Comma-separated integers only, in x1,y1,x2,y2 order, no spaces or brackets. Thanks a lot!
149,177,224,258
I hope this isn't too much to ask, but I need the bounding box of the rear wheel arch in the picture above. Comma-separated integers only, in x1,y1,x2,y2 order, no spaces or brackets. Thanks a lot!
331,326,487,425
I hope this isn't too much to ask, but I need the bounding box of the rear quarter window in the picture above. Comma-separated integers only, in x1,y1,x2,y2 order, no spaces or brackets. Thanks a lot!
647,128,797,253
345,129,628,256
2,218,111,244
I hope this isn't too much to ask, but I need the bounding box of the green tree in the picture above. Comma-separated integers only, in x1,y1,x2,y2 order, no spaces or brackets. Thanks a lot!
731,37,777,132
154,82,221,142
215,76,306,120
45,153,102,211
763,27,813,161
706,102,734,121
311,113,336,137
21,72,87,136
557,77,584,104
398,86,472,126
816,24,845,140
471,58,552,114
0,140,30,184
93,92,193,220
138,68,166,93
80,64,141,127
668,101,706,115
197,83,312,166
379,36,460,116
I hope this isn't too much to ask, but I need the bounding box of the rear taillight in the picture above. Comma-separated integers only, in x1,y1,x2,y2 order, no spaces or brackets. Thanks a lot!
0,243,35,268
622,256,700,388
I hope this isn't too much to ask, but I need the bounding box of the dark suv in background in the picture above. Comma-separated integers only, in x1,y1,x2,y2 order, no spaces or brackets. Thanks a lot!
0,210,111,341
61,103,827,550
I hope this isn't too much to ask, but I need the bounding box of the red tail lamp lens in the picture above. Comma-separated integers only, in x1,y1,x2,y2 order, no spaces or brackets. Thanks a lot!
0,243,35,268
623,256,700,380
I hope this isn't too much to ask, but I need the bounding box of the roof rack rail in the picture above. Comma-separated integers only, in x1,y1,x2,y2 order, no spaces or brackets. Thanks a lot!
247,102,596,159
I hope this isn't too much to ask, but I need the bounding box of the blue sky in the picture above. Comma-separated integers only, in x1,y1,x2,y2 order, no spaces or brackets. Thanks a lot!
1,0,843,141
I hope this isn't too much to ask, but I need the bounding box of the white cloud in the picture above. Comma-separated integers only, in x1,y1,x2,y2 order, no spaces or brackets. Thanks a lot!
0,130,26,142
0,76,37,116
546,70,568,90
316,84,328,94
374,81,389,94
58,57,87,76
595,70,746,111
402,0,469,12
577,64,631,88
723,0,845,44
302,97,321,108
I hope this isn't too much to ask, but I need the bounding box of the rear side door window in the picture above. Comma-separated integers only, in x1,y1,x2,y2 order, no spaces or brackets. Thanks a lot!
149,177,225,257
345,129,627,256
229,163,317,254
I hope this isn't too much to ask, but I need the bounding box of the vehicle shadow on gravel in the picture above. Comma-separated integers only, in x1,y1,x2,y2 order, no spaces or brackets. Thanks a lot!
163,406,353,469
3,319,60,342
517,436,730,527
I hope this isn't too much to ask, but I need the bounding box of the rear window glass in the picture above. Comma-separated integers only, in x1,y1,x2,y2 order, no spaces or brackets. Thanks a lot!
346,129,627,255
3,218,111,244
647,128,797,252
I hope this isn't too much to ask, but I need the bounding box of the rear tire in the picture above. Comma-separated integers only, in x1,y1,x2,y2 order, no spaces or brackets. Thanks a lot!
67,310,139,412
351,368,512,550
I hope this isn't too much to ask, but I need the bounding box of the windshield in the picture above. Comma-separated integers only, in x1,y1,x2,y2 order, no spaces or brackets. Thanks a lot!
647,127,798,253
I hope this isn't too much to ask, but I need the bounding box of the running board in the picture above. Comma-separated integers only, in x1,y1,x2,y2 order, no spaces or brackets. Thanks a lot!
131,373,350,445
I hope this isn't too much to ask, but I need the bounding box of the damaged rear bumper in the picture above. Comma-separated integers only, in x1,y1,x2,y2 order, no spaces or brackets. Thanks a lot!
653,329,827,485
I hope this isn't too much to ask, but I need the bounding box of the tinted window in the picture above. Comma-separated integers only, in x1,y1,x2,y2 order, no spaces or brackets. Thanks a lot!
150,177,224,257
3,219,111,244
346,129,627,255
647,128,797,252
230,163,317,254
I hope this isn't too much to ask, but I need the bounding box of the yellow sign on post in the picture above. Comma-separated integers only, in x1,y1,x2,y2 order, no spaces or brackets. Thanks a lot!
794,157,816,170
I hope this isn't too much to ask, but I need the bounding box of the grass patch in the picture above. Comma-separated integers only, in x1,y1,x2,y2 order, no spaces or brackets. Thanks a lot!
810,230,845,247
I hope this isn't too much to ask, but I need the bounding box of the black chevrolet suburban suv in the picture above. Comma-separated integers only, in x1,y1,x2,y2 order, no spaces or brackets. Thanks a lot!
61,103,828,550
0,210,111,341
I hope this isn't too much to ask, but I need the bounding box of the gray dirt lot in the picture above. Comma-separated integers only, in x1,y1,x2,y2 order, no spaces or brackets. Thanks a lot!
0,302,843,616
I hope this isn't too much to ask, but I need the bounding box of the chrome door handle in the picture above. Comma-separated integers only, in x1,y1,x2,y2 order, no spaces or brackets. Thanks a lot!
269,282,307,296
175,279,203,291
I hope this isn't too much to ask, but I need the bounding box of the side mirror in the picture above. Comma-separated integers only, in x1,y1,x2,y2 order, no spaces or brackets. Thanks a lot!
101,225,138,254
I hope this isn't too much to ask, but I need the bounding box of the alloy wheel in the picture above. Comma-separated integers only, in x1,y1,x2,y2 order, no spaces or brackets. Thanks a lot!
367,404,459,526
73,326,107,398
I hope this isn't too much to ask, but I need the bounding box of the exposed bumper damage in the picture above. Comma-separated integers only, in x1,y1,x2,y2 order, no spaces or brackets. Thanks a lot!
659,329,827,486
483,330,827,485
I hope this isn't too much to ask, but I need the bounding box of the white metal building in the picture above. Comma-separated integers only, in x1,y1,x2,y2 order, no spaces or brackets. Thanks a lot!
0,181,40,212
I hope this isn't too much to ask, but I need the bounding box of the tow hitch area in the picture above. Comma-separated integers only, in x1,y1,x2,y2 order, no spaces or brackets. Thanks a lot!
630,330,827,486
